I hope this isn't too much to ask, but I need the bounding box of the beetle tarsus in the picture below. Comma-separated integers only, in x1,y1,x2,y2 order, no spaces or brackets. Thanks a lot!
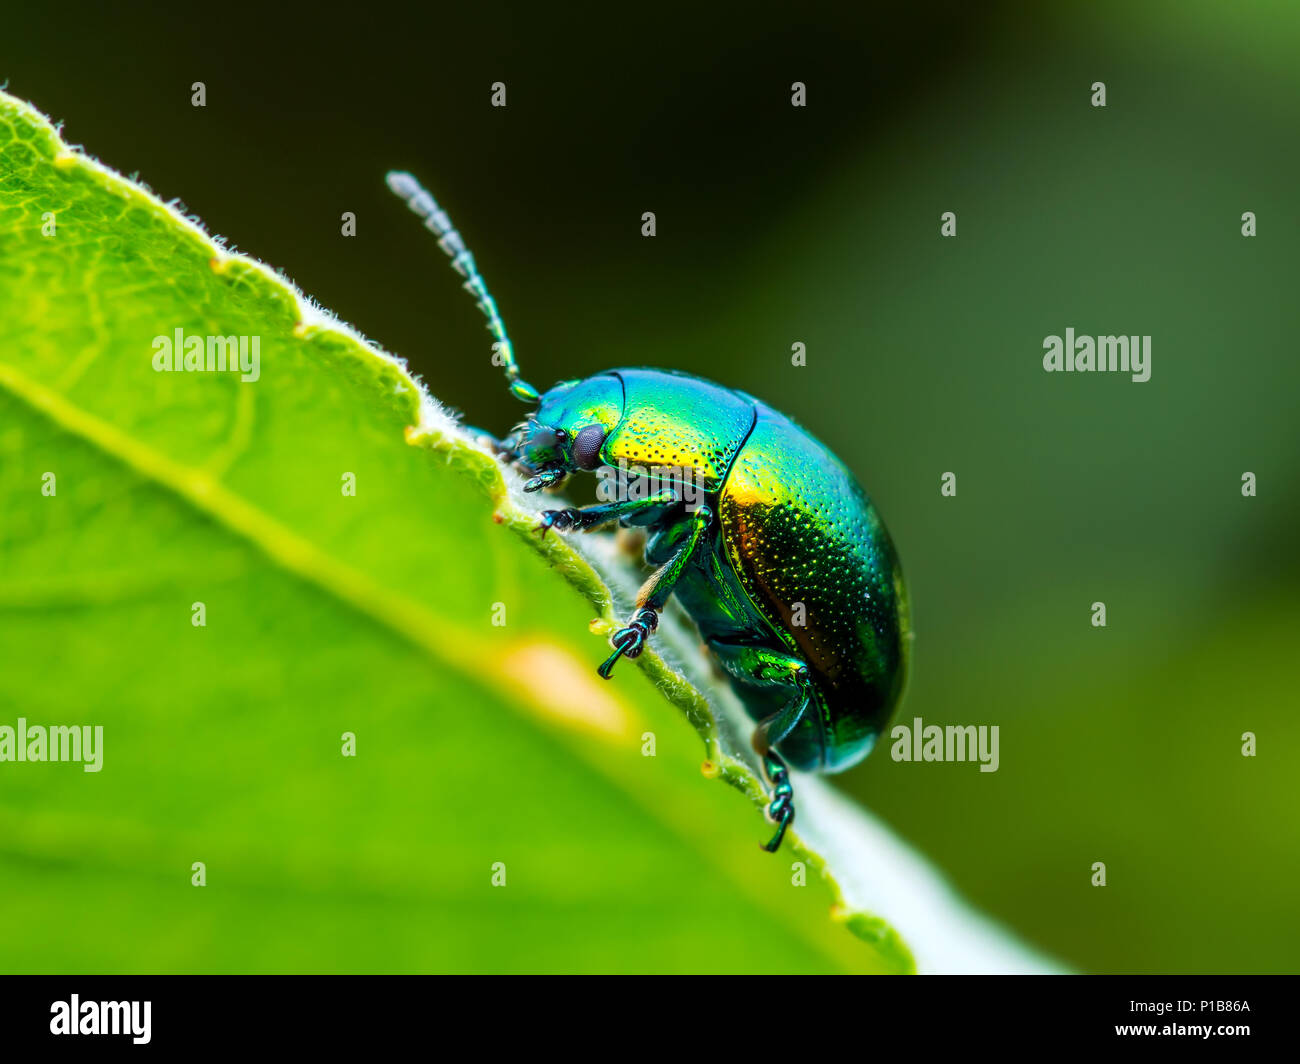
534,509,576,536
597,608,658,679
760,750,796,852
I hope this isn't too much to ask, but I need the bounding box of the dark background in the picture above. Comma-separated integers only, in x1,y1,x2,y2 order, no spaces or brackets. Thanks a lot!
6,0,1298,972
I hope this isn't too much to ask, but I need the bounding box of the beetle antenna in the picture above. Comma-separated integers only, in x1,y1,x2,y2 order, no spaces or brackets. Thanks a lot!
386,171,540,403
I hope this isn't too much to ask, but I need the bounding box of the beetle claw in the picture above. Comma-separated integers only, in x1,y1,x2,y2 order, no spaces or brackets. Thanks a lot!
761,798,794,853
597,609,658,678
598,630,640,678
534,509,575,537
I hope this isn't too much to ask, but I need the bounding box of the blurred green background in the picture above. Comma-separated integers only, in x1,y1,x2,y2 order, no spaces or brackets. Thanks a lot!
4,0,1298,972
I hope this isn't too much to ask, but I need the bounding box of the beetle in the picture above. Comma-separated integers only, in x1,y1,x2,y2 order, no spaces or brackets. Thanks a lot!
387,172,910,852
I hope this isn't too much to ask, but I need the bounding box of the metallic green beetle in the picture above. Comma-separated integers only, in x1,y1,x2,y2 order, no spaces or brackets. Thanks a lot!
389,172,910,852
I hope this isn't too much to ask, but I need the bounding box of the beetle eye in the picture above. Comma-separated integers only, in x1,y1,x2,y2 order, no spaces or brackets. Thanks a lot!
572,424,607,470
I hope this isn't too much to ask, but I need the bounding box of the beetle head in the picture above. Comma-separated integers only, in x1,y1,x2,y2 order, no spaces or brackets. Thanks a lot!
508,375,623,491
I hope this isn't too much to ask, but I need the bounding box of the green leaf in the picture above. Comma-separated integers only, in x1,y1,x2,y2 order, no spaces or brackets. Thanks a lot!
0,90,1053,973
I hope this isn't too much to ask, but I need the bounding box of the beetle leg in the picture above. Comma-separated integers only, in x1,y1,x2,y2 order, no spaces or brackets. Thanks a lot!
752,691,812,852
759,750,796,853
706,642,814,852
535,489,677,537
597,503,712,677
